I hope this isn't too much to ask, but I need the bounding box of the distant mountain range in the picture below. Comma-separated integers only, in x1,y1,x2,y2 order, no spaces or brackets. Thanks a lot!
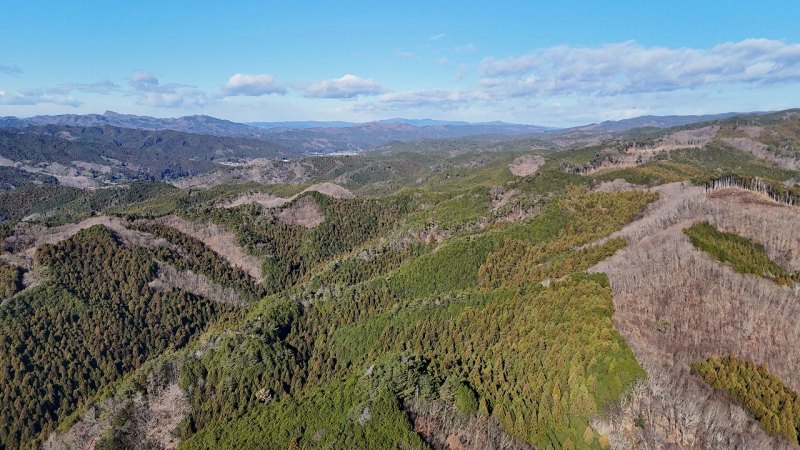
0,108,794,190
248,121,356,130
0,125,293,187
570,112,746,133
0,111,265,138
0,110,770,154
249,118,539,128
0,112,555,138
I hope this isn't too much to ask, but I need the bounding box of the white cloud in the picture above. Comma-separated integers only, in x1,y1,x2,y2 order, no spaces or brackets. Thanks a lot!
52,80,120,95
221,73,286,96
430,33,446,41
480,39,800,97
129,71,160,90
127,71,207,108
397,50,415,59
0,89,81,107
0,64,22,76
303,74,385,98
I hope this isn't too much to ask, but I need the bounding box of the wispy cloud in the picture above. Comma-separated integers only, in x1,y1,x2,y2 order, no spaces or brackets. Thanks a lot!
221,73,286,96
128,71,207,108
0,78,119,107
53,79,120,95
454,43,476,53
0,88,81,107
0,64,22,76
372,89,478,109
454,63,468,82
430,33,446,41
480,39,800,97
303,74,385,99
79,79,120,94
353,38,800,122
396,50,416,59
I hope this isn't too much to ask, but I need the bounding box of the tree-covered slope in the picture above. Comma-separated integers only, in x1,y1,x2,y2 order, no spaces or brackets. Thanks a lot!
1,119,799,449
0,226,235,448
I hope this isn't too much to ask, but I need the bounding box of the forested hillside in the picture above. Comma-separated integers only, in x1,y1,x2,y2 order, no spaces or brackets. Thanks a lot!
0,110,799,449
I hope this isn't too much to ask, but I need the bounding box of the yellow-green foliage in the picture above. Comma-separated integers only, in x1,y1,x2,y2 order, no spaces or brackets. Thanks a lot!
388,202,567,298
173,188,657,450
685,221,797,285
693,356,800,445
479,238,625,290
593,146,798,186
179,376,428,450
391,188,655,299
377,274,644,448
594,160,700,185
478,188,654,292
454,383,479,414
553,187,657,250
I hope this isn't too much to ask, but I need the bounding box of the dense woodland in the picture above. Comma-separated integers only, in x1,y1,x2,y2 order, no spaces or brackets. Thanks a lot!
195,192,412,293
0,112,799,449
0,226,233,448
172,188,655,449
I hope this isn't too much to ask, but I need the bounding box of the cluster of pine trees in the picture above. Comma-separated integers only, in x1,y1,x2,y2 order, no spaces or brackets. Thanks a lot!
692,356,800,445
194,192,412,292
0,225,231,448
684,221,798,285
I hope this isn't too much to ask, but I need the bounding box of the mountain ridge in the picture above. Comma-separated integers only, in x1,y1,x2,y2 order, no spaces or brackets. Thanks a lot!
1,111,762,137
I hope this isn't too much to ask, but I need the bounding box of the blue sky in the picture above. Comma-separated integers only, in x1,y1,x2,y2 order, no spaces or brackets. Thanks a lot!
1,0,799,125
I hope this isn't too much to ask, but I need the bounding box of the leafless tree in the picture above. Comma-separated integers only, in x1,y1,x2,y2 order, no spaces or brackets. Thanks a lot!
590,182,800,449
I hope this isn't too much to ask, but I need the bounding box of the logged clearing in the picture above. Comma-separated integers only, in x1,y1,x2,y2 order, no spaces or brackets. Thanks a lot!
590,182,800,449
303,182,354,199
149,262,246,307
488,186,520,211
217,192,290,209
592,178,643,192
508,155,545,176
721,137,800,171
1,216,170,269
43,375,189,450
219,182,354,210
277,196,324,228
628,126,719,156
582,126,720,175
158,215,264,282
406,398,532,450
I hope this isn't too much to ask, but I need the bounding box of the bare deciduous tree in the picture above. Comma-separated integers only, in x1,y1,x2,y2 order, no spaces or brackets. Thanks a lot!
590,182,800,449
